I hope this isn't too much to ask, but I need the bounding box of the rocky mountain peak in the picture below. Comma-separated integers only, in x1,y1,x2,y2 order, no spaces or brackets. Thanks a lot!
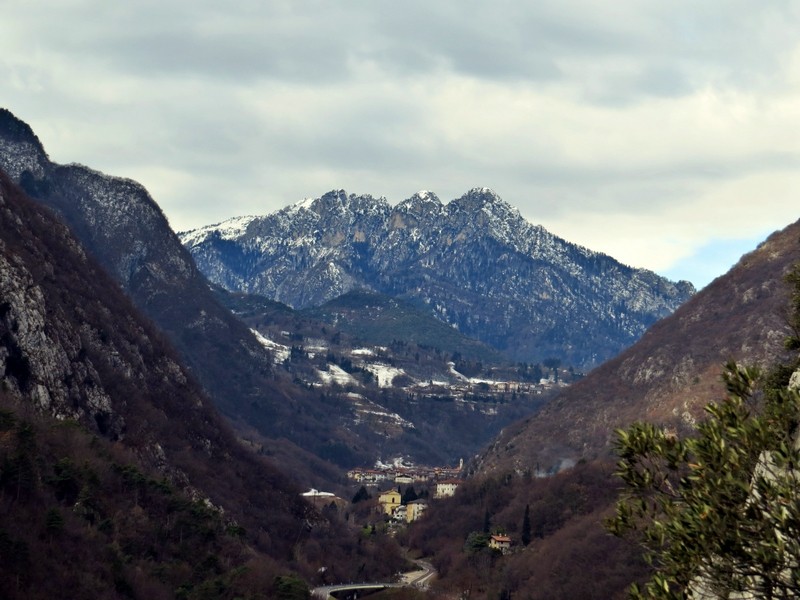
180,187,695,368
402,188,442,206
0,108,49,180
443,187,533,249
450,187,510,212
299,190,391,235
313,189,389,214
448,187,521,227
394,190,445,224
315,188,349,211
414,189,439,201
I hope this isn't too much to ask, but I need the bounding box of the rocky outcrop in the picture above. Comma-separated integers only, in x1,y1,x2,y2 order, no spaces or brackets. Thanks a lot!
0,109,357,482
0,168,216,467
0,246,121,435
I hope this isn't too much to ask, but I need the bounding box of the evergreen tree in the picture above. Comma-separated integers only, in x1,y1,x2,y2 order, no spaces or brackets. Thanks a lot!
351,485,370,504
401,486,418,505
464,531,490,555
521,504,531,547
607,264,800,599
273,574,310,600
44,507,64,537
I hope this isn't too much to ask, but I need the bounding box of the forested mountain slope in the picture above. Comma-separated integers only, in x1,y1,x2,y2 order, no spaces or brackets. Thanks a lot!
0,108,552,478
474,217,800,475
0,170,406,598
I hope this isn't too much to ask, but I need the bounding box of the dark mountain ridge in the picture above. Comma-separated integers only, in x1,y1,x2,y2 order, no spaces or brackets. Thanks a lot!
0,109,373,482
474,216,800,475
0,170,407,597
0,108,552,477
181,188,694,369
0,164,295,515
409,219,800,599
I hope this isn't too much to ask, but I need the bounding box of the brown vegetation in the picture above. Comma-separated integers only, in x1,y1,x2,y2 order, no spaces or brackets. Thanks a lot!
407,461,649,598
416,218,800,597
0,396,286,599
475,217,800,475
0,170,407,596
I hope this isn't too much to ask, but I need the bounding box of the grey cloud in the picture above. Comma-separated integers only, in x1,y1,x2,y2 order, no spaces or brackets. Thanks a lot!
4,0,800,286
69,28,354,84
634,65,693,99
16,1,798,96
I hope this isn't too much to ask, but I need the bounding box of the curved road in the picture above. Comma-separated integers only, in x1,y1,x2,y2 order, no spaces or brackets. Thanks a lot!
312,558,436,599
401,559,436,587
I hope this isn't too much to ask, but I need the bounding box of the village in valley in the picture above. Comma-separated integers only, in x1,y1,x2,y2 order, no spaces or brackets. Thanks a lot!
302,459,464,519
300,458,516,556
271,332,580,561
350,460,461,519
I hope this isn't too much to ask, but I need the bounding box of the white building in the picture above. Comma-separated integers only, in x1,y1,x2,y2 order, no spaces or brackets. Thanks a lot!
434,479,461,498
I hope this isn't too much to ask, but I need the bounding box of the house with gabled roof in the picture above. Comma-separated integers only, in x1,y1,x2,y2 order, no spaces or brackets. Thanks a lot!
378,489,401,515
489,534,512,554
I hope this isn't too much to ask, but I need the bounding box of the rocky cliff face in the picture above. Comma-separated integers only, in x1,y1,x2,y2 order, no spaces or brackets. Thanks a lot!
181,188,694,368
0,166,305,515
0,180,126,441
0,169,409,597
0,109,361,482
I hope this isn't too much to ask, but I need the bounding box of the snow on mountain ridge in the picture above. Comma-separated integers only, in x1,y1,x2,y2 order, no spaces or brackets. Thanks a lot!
180,215,258,248
179,187,695,368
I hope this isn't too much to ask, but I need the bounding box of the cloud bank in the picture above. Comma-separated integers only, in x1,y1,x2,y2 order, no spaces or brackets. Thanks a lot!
3,1,800,287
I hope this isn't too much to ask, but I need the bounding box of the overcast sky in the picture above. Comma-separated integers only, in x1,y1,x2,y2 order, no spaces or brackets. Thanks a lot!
3,1,800,289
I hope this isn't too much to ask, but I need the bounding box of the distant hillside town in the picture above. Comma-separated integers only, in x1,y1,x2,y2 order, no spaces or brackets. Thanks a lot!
347,459,464,486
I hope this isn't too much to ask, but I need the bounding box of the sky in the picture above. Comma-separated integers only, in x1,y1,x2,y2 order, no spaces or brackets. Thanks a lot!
2,1,800,289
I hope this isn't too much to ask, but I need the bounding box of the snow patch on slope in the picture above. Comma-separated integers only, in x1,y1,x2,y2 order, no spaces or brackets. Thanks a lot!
364,363,408,388
345,393,415,430
317,364,358,386
250,329,290,363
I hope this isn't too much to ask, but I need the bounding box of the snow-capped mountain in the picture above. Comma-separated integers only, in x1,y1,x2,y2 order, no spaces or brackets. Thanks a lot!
181,188,695,368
